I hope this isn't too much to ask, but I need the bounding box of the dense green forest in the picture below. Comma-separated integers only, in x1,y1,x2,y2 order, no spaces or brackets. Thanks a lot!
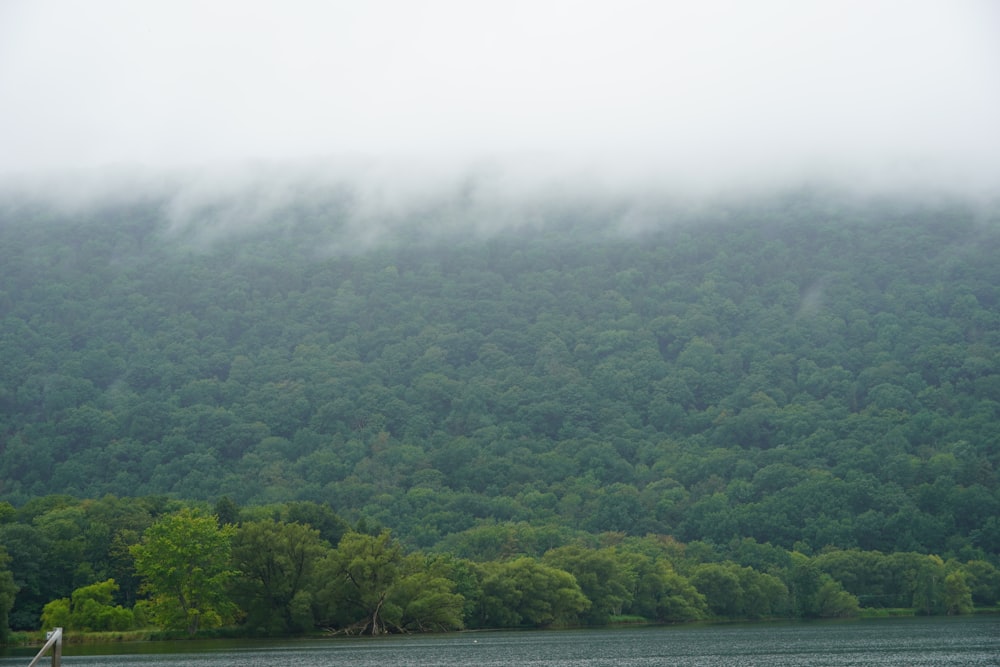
1,495,997,638
1,187,999,635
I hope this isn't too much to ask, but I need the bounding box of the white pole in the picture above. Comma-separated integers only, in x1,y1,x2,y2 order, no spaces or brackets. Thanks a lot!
26,627,61,667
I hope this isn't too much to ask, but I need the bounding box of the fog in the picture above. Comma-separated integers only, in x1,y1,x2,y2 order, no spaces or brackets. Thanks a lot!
1,0,998,204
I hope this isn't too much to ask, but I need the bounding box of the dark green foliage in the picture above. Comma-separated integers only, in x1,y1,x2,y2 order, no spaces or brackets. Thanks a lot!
2,191,997,559
213,497,240,527
1,190,999,634
314,530,464,634
542,545,633,624
961,560,1000,606
469,557,590,628
0,495,154,630
229,519,330,635
783,553,859,618
281,502,350,547
617,551,708,622
0,522,52,630
0,548,17,642
6,496,996,638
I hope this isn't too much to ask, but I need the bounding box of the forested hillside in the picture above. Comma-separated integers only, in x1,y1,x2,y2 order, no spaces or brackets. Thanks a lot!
1,188,998,564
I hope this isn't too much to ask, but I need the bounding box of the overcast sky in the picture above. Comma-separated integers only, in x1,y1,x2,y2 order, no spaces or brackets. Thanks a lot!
1,0,998,194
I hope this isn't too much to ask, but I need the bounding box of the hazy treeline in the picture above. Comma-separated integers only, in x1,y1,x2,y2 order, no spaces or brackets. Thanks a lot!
0,189,999,635
1,496,997,639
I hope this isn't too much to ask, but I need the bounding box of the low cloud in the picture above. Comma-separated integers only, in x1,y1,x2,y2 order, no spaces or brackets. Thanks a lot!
0,0,997,201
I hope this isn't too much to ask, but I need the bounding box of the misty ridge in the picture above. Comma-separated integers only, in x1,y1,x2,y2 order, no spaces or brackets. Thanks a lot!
2,153,1000,627
2,157,997,259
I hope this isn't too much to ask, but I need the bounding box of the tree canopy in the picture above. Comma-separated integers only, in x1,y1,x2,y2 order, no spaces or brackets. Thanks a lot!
129,509,237,635
0,188,998,636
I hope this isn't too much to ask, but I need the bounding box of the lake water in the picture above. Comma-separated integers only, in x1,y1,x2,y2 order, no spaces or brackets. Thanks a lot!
2,616,997,666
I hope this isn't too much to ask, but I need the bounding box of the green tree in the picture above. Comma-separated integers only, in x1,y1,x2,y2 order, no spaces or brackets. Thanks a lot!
813,549,891,608
736,566,791,618
39,598,70,631
230,519,330,635
40,579,133,631
31,505,92,603
0,522,52,630
961,560,1000,606
620,552,707,622
387,555,465,632
79,495,155,606
691,563,744,617
314,531,464,634
213,497,240,527
909,555,946,615
130,508,237,634
0,548,17,642
542,545,634,624
786,552,859,618
315,530,403,635
943,570,973,615
812,579,861,618
282,501,350,546
471,557,589,628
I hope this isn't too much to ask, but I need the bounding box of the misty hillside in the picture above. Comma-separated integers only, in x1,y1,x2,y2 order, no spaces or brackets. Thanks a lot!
0,189,998,559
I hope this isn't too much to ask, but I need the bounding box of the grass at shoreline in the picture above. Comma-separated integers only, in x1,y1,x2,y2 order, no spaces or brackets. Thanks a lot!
5,609,998,647
4,630,157,647
857,608,918,618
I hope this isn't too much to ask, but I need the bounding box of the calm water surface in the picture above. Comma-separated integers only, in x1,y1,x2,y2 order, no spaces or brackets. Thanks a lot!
2,616,997,666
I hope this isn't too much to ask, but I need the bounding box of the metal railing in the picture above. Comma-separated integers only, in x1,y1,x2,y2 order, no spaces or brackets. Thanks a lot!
27,627,62,667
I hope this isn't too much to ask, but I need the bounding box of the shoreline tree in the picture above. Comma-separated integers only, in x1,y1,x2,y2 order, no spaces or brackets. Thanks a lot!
130,509,237,635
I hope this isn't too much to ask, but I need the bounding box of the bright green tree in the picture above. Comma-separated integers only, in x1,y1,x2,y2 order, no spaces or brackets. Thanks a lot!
39,598,70,631
40,579,133,631
943,571,973,615
130,509,237,635
909,555,946,615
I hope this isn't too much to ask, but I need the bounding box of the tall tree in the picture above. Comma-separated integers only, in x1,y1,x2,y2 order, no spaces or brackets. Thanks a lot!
229,519,330,635
0,548,17,642
130,508,236,635
542,545,634,624
315,531,403,635
471,557,590,628
315,531,464,634
619,552,707,622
